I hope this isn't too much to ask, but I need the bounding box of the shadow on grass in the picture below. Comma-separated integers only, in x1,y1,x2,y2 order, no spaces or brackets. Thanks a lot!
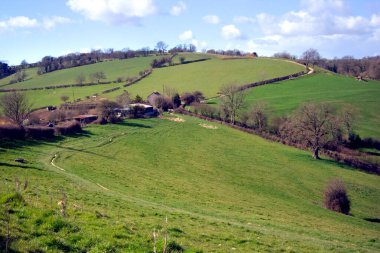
364,218,380,223
0,162,42,171
118,121,152,128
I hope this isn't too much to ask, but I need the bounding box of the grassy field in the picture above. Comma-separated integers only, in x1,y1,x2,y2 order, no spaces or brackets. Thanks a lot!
105,57,305,99
1,115,379,252
0,56,156,89
239,72,380,139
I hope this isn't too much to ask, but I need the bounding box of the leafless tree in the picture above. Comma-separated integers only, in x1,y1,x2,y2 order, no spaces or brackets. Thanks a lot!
246,101,268,131
292,103,339,159
14,69,27,82
76,72,86,84
302,48,321,67
155,41,168,54
97,100,120,123
61,95,70,103
0,91,32,126
219,84,246,124
90,71,106,83
116,91,131,108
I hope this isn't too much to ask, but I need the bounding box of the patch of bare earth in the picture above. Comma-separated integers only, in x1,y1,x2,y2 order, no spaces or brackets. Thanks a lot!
199,123,218,129
160,116,185,123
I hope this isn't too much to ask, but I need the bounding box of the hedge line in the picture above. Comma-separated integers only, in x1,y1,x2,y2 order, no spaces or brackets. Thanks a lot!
0,121,82,140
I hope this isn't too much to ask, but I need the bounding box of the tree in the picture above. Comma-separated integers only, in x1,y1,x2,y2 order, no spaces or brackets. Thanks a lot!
246,101,268,131
97,100,120,123
172,93,181,108
76,73,86,84
302,48,321,67
14,69,27,82
0,91,32,126
90,71,106,83
219,84,246,124
134,95,144,103
116,91,131,107
155,41,168,54
292,103,339,159
61,95,70,103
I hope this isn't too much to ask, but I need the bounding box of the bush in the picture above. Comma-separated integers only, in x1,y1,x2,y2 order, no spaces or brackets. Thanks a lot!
167,241,184,253
0,125,25,139
324,179,350,215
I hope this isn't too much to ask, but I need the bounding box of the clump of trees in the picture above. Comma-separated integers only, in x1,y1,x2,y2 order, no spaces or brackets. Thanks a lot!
0,61,15,79
324,179,350,215
151,57,173,68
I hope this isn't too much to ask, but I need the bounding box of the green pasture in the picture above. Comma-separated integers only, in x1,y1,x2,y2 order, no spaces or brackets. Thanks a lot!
0,56,156,89
241,73,380,139
1,116,379,252
105,57,305,99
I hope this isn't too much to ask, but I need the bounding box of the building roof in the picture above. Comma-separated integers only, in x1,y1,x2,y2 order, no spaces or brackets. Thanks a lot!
129,103,153,109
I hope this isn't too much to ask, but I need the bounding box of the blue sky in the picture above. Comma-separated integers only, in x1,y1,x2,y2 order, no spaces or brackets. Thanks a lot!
1,0,380,65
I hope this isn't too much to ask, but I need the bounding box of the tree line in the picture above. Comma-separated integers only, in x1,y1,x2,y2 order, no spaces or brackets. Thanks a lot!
275,49,380,80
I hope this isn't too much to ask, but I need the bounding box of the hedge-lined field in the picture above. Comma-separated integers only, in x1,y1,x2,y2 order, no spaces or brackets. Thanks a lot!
0,56,156,89
105,57,306,99
1,116,379,252
242,73,380,139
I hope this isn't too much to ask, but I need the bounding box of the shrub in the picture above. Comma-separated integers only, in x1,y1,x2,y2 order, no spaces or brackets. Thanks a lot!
324,179,350,215
167,241,184,253
48,110,67,123
154,96,173,111
181,92,195,106
96,100,120,123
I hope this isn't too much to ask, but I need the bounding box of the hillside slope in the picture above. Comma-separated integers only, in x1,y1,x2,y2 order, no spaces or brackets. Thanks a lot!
242,72,380,138
111,57,305,99
1,116,379,252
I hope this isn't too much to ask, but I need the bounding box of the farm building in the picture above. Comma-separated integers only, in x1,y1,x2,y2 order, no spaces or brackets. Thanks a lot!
147,92,161,106
74,114,98,124
117,103,158,117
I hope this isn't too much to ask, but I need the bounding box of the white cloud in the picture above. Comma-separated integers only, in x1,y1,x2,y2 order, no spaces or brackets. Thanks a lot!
221,25,242,40
179,30,193,41
233,16,255,24
66,0,156,24
301,0,345,14
170,1,186,16
203,15,220,24
0,16,71,31
43,16,72,29
191,39,207,50
0,16,38,30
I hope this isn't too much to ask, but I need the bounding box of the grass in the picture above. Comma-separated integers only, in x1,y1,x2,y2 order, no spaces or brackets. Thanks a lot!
1,115,379,252
239,72,380,139
105,57,305,99
0,56,156,89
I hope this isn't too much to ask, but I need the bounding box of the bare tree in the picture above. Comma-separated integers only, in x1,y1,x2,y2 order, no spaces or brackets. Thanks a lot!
0,91,33,126
246,101,268,131
302,48,321,67
219,84,246,124
116,91,131,108
14,69,27,82
61,95,70,103
90,71,106,83
155,41,168,54
292,103,339,159
97,100,120,123
76,73,86,84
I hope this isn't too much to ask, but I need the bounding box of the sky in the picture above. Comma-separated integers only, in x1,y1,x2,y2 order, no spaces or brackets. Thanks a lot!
1,0,380,65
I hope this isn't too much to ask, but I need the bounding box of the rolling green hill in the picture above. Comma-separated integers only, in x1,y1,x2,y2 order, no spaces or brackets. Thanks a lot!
0,56,156,89
108,57,305,99
241,72,380,139
1,116,379,252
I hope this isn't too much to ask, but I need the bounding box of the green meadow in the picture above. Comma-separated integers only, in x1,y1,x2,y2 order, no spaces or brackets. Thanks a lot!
105,57,305,99
1,116,379,252
241,72,380,139
0,56,156,89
